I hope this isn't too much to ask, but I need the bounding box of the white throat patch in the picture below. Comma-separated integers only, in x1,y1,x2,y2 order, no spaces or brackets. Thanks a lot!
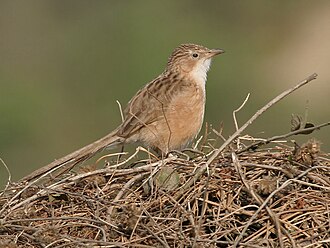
190,58,212,87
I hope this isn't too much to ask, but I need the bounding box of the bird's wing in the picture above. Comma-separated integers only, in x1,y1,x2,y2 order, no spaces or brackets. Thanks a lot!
117,73,181,138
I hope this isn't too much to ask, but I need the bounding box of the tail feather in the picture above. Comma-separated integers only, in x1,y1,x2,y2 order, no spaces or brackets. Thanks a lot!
21,131,122,182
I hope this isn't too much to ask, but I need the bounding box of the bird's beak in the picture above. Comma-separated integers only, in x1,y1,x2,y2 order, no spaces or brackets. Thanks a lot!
208,49,225,57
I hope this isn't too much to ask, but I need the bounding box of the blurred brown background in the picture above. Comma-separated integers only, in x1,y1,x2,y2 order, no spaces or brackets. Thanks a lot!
1,0,329,186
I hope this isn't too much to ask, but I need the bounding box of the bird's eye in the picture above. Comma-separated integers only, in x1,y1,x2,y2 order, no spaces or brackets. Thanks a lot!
192,53,199,58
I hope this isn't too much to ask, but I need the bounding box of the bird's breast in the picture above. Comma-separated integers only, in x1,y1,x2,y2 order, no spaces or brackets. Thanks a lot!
133,80,206,153
164,84,206,149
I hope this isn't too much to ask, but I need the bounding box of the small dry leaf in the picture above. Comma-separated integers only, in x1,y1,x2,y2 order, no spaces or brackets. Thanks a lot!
254,176,278,195
294,139,321,166
116,205,141,235
48,193,69,203
78,163,106,185
291,114,315,134
155,166,180,191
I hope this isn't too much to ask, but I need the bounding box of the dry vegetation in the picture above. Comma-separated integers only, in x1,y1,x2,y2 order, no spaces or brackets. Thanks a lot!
1,74,329,247
0,136,329,248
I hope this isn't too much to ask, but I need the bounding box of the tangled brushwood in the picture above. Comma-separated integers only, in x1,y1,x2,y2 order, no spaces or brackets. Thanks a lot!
1,73,329,247
0,135,329,248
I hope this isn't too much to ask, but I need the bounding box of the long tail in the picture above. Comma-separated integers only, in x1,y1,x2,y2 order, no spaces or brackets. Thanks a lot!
21,130,122,182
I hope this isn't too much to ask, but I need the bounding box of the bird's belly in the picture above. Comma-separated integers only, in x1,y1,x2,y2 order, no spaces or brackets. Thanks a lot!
140,87,205,153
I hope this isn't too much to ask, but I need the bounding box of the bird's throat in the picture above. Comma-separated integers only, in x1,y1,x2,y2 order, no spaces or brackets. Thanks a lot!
190,58,212,87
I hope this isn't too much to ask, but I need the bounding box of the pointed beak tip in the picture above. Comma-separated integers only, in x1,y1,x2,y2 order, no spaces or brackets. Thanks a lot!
214,49,225,55
209,49,225,57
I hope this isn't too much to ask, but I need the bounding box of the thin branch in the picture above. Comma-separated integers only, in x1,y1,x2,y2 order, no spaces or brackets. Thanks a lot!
116,100,124,122
239,121,330,153
208,73,318,164
0,158,11,196
95,151,128,165
233,93,250,131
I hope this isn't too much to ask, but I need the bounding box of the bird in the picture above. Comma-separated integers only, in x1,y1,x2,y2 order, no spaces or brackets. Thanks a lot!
22,43,224,181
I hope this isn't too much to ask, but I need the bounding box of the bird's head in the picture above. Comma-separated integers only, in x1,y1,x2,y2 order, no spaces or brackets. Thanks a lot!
166,43,224,83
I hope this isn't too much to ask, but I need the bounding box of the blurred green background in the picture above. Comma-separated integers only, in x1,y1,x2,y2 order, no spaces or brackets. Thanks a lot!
1,0,329,186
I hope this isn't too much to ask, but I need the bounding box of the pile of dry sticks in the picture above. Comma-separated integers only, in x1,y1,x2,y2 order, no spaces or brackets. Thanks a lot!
1,73,329,247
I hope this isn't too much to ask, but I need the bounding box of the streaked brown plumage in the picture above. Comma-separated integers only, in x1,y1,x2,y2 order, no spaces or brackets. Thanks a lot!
23,44,224,181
